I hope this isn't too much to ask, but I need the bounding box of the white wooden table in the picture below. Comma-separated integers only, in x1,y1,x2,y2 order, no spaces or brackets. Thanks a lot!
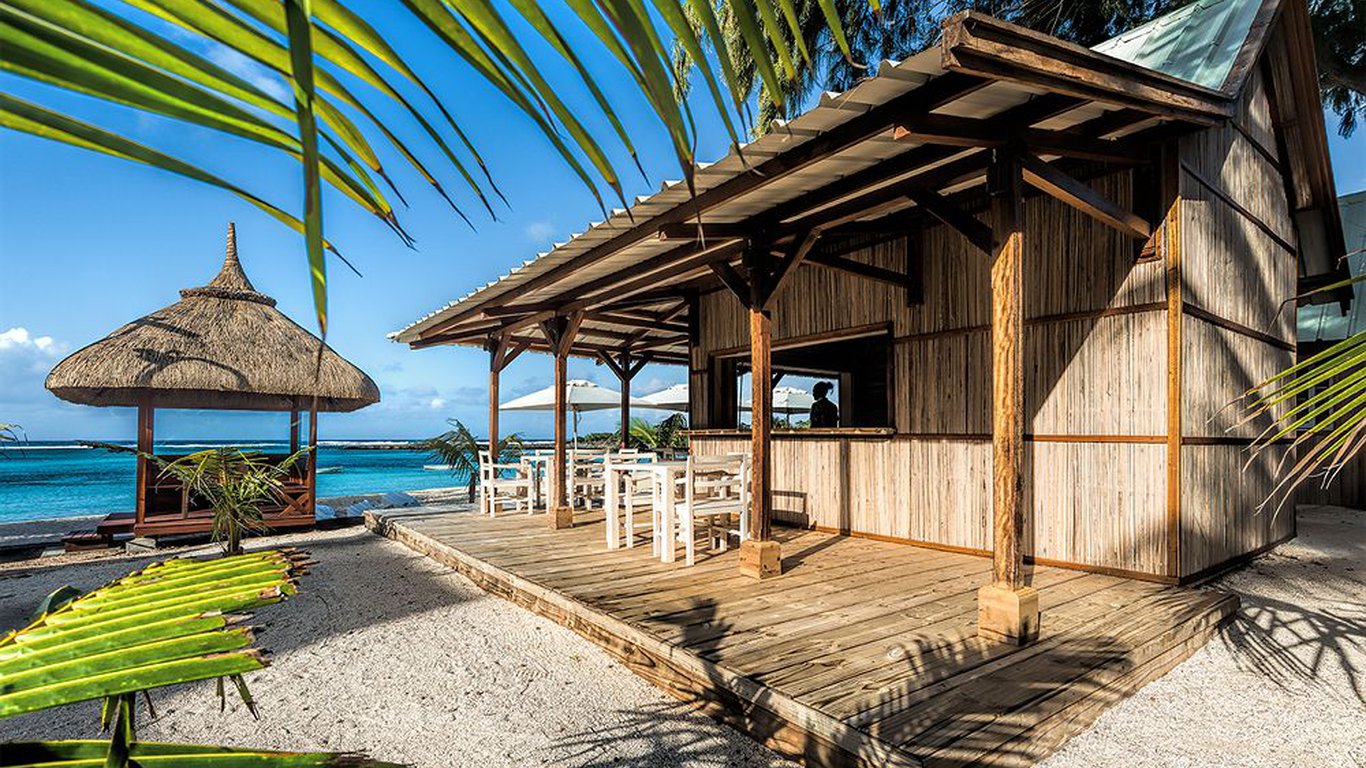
604,459,687,562
519,453,556,509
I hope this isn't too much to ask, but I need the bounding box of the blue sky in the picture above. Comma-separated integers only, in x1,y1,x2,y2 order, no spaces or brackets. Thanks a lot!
1,4,1363,441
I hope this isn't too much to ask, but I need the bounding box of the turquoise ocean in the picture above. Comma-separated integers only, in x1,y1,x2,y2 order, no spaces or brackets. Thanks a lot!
0,440,472,524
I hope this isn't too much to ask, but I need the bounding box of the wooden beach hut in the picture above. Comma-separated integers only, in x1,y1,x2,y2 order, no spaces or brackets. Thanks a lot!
47,224,380,541
394,0,1344,644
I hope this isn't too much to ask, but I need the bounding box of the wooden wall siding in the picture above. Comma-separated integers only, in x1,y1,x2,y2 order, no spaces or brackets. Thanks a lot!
1174,58,1300,578
1180,445,1295,578
1297,452,1366,509
1181,316,1294,439
895,311,1167,436
689,171,1182,575
1178,68,1298,344
1026,442,1168,575
694,435,1168,574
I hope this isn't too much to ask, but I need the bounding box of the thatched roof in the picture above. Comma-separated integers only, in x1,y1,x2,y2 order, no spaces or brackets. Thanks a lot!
47,224,380,412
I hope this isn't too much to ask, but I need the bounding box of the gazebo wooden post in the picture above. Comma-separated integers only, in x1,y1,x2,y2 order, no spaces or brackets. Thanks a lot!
307,395,319,515
289,408,301,455
134,398,154,528
978,148,1039,645
541,314,583,530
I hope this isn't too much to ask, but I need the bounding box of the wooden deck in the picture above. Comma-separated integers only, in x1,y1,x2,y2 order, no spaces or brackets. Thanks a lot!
367,505,1237,768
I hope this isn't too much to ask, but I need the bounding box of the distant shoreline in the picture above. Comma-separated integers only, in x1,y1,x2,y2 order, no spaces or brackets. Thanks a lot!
1,439,557,451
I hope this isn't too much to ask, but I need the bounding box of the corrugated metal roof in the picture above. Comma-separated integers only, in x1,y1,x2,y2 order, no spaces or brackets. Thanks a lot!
1092,0,1263,90
395,1,1268,348
1298,191,1366,343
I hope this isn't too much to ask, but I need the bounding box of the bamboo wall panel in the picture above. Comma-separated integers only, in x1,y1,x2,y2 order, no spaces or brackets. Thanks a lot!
895,312,1166,436
1179,68,1298,343
1182,315,1293,439
1026,443,1168,575
1296,450,1366,509
693,435,1166,573
1027,313,1166,435
1180,444,1294,578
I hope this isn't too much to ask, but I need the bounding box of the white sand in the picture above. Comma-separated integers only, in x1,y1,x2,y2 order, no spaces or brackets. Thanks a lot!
1041,505,1366,768
2,505,1360,766
0,519,793,768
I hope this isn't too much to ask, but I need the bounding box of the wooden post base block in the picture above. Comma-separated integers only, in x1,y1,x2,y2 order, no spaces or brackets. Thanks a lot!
977,584,1040,645
549,505,574,530
739,539,782,579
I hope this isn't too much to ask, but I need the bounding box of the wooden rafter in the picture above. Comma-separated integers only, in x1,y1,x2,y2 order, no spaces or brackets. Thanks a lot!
1019,153,1152,240
906,189,993,254
893,114,1148,164
764,228,824,309
804,252,912,288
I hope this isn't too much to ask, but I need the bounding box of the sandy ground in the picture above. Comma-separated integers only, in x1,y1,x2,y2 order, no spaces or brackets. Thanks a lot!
0,520,793,768
1,506,1360,767
1042,505,1366,768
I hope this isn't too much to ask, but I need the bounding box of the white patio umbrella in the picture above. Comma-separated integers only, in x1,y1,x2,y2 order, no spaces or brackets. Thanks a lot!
742,386,815,426
638,383,689,412
501,379,651,446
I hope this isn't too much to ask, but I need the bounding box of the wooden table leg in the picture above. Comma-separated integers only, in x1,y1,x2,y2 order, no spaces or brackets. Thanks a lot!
660,467,677,564
606,465,620,549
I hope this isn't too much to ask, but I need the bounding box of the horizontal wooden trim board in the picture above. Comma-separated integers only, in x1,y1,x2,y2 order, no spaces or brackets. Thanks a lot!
711,322,893,358
806,524,1180,584
1182,303,1295,351
893,302,1166,343
691,432,1280,445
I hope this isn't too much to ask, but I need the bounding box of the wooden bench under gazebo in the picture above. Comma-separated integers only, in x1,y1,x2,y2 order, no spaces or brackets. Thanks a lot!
46,224,379,545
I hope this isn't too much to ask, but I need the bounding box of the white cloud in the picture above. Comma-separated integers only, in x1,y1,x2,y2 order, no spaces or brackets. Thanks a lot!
0,327,77,430
428,397,446,410
0,327,58,353
524,220,556,244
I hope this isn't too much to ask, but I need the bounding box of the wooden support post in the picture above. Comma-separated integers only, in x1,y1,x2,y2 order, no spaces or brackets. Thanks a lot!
134,400,154,527
619,351,632,449
541,314,582,530
740,245,781,579
288,408,301,455
487,338,504,460
307,395,319,516
979,149,1038,644
552,349,571,528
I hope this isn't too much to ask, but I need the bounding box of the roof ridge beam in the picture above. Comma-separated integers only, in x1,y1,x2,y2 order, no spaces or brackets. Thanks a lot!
940,11,1233,125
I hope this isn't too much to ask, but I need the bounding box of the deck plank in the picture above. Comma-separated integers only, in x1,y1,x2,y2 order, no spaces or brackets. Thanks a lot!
368,506,1237,768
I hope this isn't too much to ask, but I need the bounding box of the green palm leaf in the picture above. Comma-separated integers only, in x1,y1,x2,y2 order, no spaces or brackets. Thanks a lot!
0,550,308,719
1,740,403,766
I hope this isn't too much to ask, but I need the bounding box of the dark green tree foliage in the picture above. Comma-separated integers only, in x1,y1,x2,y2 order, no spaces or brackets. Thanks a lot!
675,0,1363,136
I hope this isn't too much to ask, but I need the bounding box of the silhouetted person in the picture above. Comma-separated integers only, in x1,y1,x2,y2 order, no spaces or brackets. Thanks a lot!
810,381,839,428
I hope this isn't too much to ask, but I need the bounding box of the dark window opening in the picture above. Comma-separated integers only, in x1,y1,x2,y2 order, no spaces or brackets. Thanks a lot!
707,331,892,429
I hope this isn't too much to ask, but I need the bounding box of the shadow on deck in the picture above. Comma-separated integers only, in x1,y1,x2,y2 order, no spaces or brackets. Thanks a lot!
366,506,1237,768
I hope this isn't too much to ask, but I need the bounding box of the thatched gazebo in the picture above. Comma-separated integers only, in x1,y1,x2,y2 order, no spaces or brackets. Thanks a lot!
47,223,379,539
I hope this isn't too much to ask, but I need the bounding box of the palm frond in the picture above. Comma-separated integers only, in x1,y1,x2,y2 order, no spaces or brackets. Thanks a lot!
0,550,308,719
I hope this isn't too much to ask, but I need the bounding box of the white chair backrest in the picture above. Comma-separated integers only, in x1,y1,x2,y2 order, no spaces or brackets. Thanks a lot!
686,454,748,498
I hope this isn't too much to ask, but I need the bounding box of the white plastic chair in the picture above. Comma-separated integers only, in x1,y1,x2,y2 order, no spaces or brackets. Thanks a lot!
479,449,533,517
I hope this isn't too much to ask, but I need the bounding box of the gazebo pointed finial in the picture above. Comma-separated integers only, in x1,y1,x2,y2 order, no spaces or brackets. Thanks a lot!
178,222,275,305
209,221,253,292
